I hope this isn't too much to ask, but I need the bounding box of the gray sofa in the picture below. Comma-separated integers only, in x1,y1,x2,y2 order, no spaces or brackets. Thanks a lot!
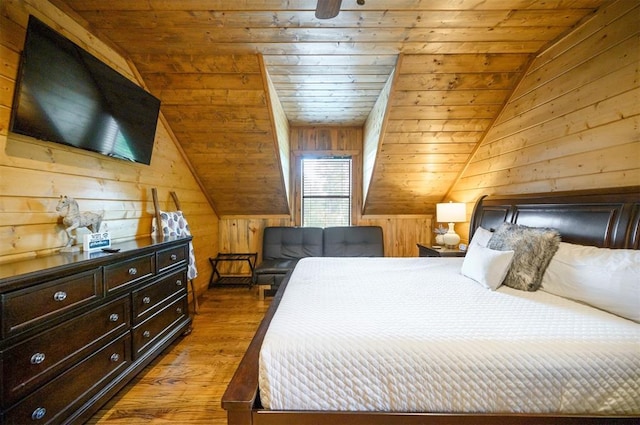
253,226,384,297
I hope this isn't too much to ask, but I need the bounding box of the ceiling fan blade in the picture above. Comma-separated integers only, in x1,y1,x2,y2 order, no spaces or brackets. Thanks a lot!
315,0,342,19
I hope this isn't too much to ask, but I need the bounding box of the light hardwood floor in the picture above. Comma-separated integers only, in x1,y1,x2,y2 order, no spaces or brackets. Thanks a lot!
86,287,270,425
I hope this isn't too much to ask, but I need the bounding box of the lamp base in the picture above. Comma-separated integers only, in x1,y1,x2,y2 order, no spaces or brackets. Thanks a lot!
443,222,460,249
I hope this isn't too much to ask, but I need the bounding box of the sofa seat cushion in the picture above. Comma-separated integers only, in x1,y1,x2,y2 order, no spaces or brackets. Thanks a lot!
254,258,299,275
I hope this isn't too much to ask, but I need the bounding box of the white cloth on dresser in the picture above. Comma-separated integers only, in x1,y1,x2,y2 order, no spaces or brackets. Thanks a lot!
152,211,197,280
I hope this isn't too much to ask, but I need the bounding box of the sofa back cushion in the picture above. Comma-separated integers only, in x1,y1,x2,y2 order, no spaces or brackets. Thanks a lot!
262,227,324,260
323,226,384,257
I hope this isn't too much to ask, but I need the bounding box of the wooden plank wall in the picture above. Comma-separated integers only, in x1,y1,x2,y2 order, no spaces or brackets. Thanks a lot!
0,0,219,296
363,67,396,206
358,215,433,257
262,59,291,207
217,125,434,267
365,51,531,215
448,0,640,243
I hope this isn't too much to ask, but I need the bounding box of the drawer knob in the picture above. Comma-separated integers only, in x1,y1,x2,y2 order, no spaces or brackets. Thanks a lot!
30,352,46,365
31,407,46,420
170,254,177,261
109,313,119,322
110,353,120,362
143,296,151,304
53,291,67,302
176,279,183,286
143,330,151,338
176,307,183,314
128,267,138,276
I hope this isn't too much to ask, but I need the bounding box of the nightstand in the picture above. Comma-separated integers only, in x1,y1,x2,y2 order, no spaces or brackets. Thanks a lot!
417,243,466,257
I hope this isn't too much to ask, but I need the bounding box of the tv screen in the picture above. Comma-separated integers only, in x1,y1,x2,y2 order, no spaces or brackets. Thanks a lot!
10,16,160,165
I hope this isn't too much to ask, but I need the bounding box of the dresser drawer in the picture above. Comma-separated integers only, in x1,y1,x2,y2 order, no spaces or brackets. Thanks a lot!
2,296,130,407
1,268,102,338
132,295,188,359
132,269,187,324
3,334,131,425
103,254,154,293
156,244,188,273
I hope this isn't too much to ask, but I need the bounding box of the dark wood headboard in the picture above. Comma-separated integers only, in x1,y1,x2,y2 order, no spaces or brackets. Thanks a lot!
469,186,640,249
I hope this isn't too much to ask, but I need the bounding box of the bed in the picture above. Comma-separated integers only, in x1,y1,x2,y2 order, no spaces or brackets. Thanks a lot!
222,186,640,425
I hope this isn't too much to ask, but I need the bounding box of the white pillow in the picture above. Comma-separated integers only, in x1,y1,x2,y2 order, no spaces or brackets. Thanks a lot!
461,243,515,290
470,226,493,247
541,242,640,322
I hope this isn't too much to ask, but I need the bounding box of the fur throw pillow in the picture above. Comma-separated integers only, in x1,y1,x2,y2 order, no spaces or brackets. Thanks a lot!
487,223,560,291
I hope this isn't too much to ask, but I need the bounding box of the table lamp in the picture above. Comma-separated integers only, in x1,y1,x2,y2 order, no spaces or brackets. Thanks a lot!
436,202,466,249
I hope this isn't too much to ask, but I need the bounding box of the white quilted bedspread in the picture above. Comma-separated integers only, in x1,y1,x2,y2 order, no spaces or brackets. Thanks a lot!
258,257,640,414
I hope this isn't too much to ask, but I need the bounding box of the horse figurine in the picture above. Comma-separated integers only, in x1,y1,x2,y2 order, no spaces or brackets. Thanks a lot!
56,195,103,248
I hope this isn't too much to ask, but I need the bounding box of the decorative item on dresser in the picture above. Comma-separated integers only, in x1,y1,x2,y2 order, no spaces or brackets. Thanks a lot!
0,236,192,425
55,195,104,252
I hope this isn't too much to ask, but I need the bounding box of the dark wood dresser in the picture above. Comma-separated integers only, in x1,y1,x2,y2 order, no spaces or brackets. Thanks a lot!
0,236,192,425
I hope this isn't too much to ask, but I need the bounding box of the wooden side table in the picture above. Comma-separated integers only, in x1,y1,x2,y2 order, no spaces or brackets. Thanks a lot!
417,243,466,257
208,252,257,287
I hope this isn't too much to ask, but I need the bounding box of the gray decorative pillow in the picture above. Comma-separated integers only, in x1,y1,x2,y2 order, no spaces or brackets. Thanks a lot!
487,222,560,291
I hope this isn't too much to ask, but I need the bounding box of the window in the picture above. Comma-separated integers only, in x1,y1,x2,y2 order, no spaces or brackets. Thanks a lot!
302,157,352,227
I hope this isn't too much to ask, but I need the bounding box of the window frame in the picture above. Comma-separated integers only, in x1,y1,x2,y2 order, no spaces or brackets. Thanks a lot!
300,155,353,228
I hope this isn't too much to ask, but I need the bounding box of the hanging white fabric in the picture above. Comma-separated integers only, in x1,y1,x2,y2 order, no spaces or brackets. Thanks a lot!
152,211,198,280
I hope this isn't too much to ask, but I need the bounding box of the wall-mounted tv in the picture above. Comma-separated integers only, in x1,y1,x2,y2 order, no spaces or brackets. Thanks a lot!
10,16,161,165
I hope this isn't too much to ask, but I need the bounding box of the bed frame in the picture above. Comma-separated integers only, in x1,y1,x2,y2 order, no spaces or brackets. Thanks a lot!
222,186,640,425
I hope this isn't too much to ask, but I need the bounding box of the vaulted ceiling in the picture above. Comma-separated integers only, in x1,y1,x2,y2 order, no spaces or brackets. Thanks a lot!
58,0,607,216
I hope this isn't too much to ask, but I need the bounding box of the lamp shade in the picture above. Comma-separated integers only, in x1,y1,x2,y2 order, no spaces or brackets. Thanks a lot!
436,202,466,223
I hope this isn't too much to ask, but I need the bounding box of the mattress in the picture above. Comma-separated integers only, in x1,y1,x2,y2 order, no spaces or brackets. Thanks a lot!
258,257,640,414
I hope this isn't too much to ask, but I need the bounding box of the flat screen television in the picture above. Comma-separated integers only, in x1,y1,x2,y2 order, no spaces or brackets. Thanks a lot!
10,16,160,165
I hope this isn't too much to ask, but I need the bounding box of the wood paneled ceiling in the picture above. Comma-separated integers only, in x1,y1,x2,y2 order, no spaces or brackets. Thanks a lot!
58,0,607,216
